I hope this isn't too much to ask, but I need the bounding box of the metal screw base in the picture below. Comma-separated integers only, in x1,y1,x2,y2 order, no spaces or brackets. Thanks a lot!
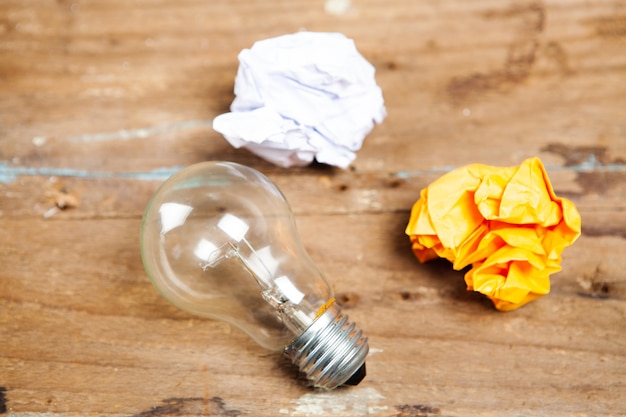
284,303,369,390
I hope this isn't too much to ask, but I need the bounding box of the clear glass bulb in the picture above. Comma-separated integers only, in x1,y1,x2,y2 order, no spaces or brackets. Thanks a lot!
140,161,368,389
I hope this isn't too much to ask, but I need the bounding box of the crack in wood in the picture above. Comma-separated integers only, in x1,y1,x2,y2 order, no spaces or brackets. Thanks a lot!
0,387,7,414
446,2,547,102
133,396,242,417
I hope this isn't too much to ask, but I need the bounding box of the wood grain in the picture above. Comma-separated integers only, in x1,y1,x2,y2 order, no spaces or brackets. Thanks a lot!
1,0,625,416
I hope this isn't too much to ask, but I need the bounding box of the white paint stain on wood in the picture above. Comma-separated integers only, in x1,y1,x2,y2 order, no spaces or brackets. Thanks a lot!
287,387,388,416
324,0,351,15
368,347,384,356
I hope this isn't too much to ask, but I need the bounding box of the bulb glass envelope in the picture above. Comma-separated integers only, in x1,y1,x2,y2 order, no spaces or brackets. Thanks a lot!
140,161,333,350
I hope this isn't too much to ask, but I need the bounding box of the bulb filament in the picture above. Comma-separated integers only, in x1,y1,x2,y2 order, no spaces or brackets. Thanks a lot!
195,215,317,335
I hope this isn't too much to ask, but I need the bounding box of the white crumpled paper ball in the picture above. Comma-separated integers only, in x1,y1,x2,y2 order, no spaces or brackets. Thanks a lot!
213,31,386,168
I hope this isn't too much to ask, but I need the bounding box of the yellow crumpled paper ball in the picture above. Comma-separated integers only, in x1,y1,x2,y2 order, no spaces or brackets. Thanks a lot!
405,157,581,311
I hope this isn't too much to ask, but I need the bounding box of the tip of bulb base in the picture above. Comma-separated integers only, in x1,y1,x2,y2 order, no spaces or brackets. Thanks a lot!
284,304,369,390
344,363,367,386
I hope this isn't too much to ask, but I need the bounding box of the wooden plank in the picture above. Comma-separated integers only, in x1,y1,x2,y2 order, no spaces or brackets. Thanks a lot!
1,160,625,219
1,215,625,415
1,0,625,415
1,1,625,171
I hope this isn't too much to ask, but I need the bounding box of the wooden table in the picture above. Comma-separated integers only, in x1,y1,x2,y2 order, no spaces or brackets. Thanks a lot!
1,1,625,416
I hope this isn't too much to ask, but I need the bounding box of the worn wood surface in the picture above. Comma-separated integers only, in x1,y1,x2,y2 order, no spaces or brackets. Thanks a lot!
1,0,625,416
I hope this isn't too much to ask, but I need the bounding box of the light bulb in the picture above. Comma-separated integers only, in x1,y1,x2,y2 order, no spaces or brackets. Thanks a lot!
140,161,368,389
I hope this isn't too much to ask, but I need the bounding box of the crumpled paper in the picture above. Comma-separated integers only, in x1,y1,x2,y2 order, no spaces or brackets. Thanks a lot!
405,157,581,311
213,31,386,168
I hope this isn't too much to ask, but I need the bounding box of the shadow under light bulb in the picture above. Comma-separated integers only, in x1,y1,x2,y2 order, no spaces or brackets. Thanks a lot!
140,161,368,389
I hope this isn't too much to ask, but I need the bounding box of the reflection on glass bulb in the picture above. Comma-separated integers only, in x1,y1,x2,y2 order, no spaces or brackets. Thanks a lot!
140,161,368,389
